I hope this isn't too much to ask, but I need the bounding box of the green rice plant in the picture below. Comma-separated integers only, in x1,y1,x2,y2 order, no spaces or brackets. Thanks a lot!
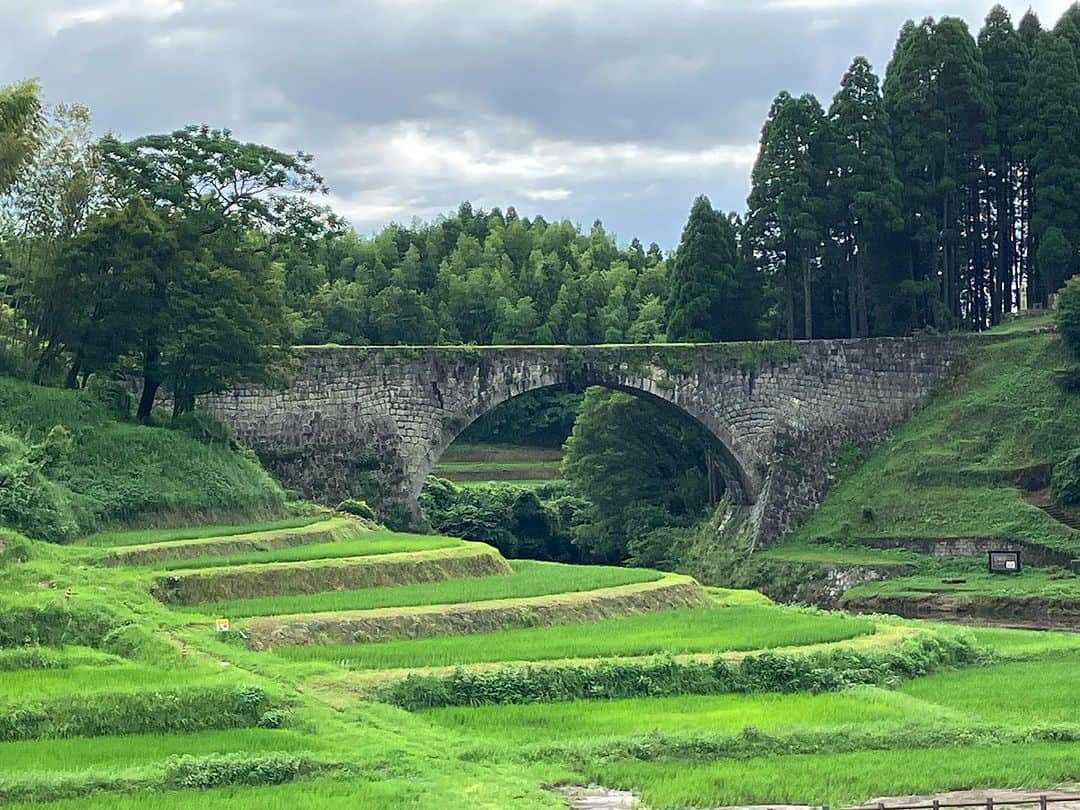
161,533,464,571
277,604,874,670
81,517,330,548
589,742,1080,808
0,665,236,702
420,686,941,743
899,653,1080,723
0,728,326,775
0,646,122,671
190,560,660,618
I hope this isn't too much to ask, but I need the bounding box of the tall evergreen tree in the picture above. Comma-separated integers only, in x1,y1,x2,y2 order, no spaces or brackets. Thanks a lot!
827,57,903,337
746,92,830,339
979,5,1028,321
665,195,739,342
1024,31,1080,300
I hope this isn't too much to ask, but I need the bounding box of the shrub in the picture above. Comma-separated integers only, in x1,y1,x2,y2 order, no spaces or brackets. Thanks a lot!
0,685,272,741
0,530,31,566
1052,449,1080,506
376,634,977,710
1059,274,1080,359
1053,367,1080,393
0,602,117,648
170,411,233,445
162,753,324,789
337,498,376,521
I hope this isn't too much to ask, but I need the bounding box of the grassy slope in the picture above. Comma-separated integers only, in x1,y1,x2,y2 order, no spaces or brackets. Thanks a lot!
0,377,285,541
789,330,1080,555
185,559,660,617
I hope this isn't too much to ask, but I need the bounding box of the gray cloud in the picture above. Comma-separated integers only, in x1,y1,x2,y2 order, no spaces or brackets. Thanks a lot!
0,0,1072,246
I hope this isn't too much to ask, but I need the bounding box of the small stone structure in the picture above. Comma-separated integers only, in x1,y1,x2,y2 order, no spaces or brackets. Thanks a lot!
203,337,971,547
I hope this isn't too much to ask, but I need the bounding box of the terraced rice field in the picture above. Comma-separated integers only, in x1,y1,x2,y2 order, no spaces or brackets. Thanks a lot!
184,559,661,617
274,603,876,669
6,517,1080,808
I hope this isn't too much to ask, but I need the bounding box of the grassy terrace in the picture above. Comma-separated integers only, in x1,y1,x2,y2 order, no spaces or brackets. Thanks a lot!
0,664,246,702
591,743,1080,808
275,604,876,669
79,516,332,548
421,686,939,742
159,532,465,571
184,559,660,617
0,728,325,774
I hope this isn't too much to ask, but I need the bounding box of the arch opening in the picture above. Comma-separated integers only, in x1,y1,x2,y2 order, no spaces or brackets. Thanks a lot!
417,380,755,565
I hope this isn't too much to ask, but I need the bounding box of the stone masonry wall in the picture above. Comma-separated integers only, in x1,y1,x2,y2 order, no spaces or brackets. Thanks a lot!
202,336,971,546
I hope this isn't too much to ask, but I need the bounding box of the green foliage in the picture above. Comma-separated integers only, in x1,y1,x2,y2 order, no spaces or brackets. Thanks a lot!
1052,449,1080,505
421,477,581,562
0,685,271,741
666,196,753,342
336,499,376,521
161,753,325,790
375,634,975,710
0,376,284,540
0,80,43,194
458,389,583,448
1058,274,1080,358
561,387,719,563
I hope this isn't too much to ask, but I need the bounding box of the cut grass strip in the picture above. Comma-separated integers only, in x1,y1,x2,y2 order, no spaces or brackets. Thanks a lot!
420,686,941,743
249,575,707,651
154,544,510,604
0,664,243,702
160,532,464,572
899,653,1080,724
589,742,1080,808
0,728,323,775
79,516,331,548
276,602,870,668
102,517,367,566
189,560,661,618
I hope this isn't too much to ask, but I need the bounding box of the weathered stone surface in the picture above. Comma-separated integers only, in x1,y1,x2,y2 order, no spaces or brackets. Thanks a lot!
202,337,973,547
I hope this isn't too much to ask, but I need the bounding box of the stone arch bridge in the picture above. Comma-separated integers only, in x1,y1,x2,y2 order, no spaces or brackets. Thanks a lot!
204,337,970,546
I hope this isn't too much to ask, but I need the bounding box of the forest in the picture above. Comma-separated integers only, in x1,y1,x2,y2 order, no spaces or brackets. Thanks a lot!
2,4,1080,563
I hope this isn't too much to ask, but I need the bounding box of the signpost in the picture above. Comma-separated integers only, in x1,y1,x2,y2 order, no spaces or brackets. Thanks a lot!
988,550,1022,574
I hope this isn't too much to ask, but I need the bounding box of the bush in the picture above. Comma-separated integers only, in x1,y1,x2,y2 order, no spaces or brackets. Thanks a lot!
337,498,376,521
1059,274,1080,359
0,685,272,741
0,530,31,566
376,634,977,710
1052,449,1080,506
162,753,323,789
170,411,233,445
0,602,117,648
1053,367,1080,393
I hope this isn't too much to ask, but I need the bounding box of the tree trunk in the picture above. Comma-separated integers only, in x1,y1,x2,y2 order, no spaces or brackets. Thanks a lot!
64,354,82,389
802,253,813,340
137,337,161,424
784,279,795,340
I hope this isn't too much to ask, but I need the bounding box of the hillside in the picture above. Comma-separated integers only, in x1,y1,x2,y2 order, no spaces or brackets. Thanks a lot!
5,515,1080,808
724,318,1080,619
0,377,287,542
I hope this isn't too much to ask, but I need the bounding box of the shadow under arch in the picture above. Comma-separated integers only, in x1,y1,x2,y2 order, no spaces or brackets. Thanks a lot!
412,378,757,514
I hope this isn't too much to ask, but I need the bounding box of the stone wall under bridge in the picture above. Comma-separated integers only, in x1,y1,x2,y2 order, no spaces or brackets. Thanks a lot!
201,337,973,547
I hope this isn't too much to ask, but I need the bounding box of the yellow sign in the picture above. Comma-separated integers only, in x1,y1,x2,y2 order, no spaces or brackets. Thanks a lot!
215,617,230,633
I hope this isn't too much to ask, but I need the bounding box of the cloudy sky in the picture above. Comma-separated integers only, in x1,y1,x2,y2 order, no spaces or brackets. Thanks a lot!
1,0,1074,247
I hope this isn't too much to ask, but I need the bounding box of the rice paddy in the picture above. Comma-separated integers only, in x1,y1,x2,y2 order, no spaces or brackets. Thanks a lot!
185,560,661,618
274,604,877,669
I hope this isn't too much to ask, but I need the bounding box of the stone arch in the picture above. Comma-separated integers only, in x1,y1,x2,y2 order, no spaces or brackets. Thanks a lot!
407,369,761,513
